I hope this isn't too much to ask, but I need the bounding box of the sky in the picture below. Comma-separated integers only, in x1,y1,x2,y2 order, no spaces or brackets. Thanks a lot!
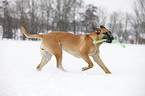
84,0,136,14
3,0,136,14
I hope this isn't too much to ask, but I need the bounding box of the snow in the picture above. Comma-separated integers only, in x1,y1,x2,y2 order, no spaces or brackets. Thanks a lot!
0,40,145,96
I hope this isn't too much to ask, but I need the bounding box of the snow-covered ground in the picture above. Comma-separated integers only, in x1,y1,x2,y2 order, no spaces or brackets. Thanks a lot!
0,40,145,96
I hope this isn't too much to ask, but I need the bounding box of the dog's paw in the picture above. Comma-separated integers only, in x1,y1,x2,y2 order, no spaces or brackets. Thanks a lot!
82,67,88,71
36,66,42,71
37,68,41,71
106,71,112,74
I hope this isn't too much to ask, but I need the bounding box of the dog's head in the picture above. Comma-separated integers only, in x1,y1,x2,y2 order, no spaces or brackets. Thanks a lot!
93,25,114,43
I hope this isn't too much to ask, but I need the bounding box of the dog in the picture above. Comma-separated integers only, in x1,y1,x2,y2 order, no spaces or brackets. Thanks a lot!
20,25,114,74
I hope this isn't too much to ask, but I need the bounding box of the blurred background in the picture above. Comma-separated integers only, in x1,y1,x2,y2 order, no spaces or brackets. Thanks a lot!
0,0,144,44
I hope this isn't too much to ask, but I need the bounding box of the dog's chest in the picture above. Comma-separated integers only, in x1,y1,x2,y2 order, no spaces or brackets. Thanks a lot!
88,47,98,56
88,50,96,56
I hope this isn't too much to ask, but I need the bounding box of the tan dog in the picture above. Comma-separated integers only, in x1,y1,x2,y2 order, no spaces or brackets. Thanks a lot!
20,25,114,74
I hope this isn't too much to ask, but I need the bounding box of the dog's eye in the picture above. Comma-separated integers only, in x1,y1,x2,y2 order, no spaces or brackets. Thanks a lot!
96,32,100,34
103,32,108,35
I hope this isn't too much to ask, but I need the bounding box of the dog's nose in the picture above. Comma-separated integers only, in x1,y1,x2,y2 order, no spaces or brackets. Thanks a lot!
110,35,114,40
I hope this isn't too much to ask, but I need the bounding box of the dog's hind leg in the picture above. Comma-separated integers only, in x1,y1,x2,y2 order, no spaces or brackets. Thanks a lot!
42,40,66,72
37,49,52,71
54,53,67,72
53,45,66,72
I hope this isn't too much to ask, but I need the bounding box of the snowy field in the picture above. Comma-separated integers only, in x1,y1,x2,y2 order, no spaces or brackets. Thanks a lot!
0,40,145,96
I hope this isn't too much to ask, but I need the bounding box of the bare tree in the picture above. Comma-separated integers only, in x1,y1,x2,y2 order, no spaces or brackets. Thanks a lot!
123,13,132,43
2,0,141,44
2,0,13,39
108,12,129,42
80,4,98,33
133,0,145,44
15,0,29,40
97,7,107,26
71,0,83,34
45,0,53,32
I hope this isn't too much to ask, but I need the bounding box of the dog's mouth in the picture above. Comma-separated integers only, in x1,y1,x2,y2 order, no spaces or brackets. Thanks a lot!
102,35,114,43
107,39,112,43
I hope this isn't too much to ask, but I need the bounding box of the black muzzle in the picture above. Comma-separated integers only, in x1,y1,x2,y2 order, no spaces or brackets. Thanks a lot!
107,35,114,43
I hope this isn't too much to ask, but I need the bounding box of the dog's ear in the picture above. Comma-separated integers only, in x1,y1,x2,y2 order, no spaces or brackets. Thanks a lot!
92,24,101,34
100,25,105,29
92,24,96,30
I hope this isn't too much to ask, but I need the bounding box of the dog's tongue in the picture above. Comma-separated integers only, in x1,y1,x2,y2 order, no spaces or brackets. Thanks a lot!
107,39,112,43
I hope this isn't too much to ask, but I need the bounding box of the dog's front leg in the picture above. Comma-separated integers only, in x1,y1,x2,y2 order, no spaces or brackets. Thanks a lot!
92,53,111,74
80,51,94,71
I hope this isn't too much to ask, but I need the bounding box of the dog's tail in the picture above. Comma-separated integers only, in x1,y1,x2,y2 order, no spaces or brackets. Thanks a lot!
20,26,43,39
